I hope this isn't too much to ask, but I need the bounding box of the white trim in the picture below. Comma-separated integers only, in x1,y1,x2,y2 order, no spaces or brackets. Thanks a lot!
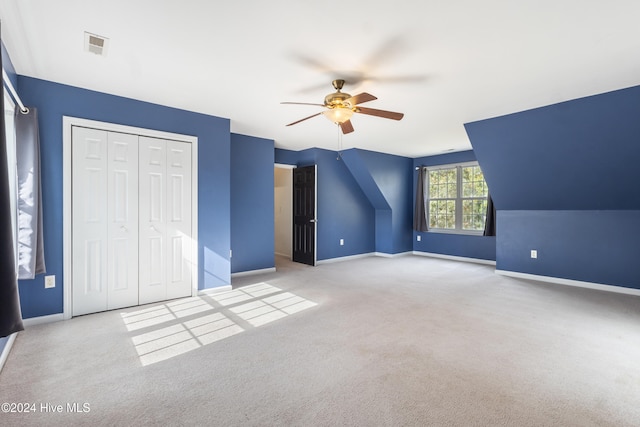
63,116,199,320
374,252,394,258
197,285,232,296
495,270,640,297
412,251,497,266
0,333,18,374
275,252,291,258
317,253,375,264
424,160,478,172
23,313,65,327
231,267,276,278
313,165,318,266
273,165,293,260
373,251,413,258
274,163,296,169
424,229,484,236
318,251,415,264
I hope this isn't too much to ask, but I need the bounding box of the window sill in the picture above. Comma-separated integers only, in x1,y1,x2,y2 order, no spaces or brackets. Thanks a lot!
426,229,484,236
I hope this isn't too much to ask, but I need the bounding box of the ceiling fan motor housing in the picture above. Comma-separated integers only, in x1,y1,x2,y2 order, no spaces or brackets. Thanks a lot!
325,91,352,108
325,79,353,108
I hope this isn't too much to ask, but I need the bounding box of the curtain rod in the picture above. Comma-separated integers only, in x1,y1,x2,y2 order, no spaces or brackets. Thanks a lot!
2,69,29,114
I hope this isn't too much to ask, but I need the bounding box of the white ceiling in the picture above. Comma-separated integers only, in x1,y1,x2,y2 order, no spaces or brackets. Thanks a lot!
2,1,640,157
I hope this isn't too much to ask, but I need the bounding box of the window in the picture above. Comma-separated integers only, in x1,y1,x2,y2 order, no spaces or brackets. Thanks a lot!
425,162,488,234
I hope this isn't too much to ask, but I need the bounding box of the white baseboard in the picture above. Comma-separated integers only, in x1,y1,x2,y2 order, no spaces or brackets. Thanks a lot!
197,285,233,296
412,251,497,266
495,270,640,297
318,251,428,264
0,333,17,374
23,313,65,327
317,253,376,265
374,251,413,258
231,267,276,278
274,252,291,258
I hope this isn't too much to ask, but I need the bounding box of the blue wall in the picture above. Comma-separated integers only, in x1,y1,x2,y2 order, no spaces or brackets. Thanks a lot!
344,149,414,254
498,211,640,288
230,133,275,273
466,85,640,289
275,148,376,260
412,151,497,261
17,76,231,318
465,85,640,211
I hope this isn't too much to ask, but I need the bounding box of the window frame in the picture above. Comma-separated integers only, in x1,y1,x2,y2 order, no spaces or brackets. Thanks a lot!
424,161,488,236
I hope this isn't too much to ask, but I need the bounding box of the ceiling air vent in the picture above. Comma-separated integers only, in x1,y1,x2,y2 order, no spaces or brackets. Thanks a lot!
84,32,109,56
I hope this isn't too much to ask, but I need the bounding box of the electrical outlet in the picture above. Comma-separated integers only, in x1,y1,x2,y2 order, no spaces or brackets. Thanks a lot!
339,239,344,246
45,275,55,288
417,235,421,242
530,250,538,259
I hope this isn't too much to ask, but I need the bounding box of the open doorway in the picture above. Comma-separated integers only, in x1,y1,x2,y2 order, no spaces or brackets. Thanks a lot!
274,165,293,262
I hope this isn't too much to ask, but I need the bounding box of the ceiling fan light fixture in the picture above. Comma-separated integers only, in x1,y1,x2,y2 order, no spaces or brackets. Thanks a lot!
323,107,353,124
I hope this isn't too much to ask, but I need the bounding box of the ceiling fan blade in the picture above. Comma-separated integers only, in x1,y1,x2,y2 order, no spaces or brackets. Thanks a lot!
346,92,377,106
355,106,404,121
339,120,354,134
281,102,326,107
286,112,323,127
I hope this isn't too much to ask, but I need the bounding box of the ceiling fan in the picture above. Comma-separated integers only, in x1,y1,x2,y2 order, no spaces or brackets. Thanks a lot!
281,79,404,134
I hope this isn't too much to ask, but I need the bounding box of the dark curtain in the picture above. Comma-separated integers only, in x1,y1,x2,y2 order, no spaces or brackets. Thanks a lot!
16,108,45,279
0,22,25,337
413,166,428,232
483,193,496,237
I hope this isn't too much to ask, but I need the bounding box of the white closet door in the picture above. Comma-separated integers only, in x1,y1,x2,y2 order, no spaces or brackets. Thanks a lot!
107,132,139,310
166,140,192,300
72,127,109,316
139,137,192,304
139,137,168,305
73,129,193,314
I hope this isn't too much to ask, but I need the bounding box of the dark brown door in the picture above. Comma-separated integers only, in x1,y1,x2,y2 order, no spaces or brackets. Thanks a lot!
292,165,316,266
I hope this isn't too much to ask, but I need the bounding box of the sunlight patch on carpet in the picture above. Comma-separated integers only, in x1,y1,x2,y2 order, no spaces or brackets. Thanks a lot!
122,282,317,366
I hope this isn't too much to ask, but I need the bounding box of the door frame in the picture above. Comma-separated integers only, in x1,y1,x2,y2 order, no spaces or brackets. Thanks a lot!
274,163,295,259
62,116,199,320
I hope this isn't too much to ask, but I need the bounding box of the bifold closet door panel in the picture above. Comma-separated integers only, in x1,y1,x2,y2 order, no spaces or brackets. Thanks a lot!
139,137,168,305
139,137,193,304
72,128,140,315
166,140,192,300
106,131,139,310
72,127,109,316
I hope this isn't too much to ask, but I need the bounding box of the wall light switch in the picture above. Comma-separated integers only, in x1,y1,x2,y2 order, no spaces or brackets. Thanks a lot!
417,235,421,242
339,239,344,246
45,275,55,288
530,250,538,259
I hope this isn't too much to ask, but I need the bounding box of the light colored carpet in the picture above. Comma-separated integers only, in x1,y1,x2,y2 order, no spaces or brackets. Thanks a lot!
1,255,639,426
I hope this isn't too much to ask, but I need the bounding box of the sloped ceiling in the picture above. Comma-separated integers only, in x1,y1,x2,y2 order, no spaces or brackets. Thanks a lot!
1,1,640,157
466,85,640,210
